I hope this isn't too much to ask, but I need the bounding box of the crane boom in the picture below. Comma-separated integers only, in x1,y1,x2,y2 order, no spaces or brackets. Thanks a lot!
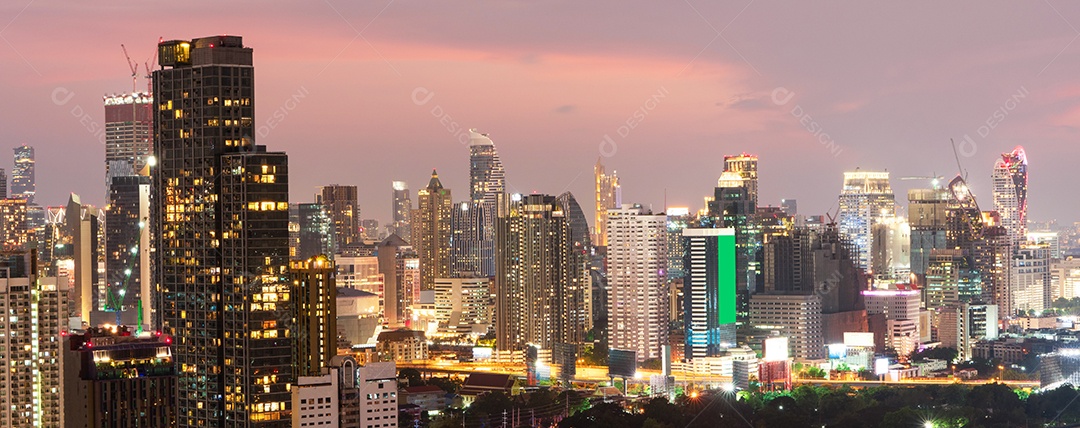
121,44,138,93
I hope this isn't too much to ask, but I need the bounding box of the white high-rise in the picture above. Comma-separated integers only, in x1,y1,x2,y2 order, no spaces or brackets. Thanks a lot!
992,146,1028,247
1013,242,1051,314
838,170,895,271
607,205,668,361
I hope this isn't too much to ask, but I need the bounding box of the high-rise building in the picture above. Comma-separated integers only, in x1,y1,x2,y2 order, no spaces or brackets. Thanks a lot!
1050,257,1080,301
664,208,694,280
749,294,824,360
390,181,411,240
105,175,151,328
871,215,911,281
707,171,758,322
607,205,668,361
0,252,65,428
1013,242,1051,315
495,193,590,351
593,158,621,247
63,326,177,428
450,201,485,276
321,185,360,249
104,92,154,182
724,153,759,207
297,202,336,259
414,170,452,291
468,129,504,275
376,235,419,327
433,276,492,334
0,168,7,199
907,187,951,280
992,146,1028,247
0,198,30,251
11,145,34,203
925,249,980,311
682,228,737,359
292,357,398,428
291,255,337,377
153,35,294,427
360,219,380,241
66,195,100,321
780,198,797,215
763,227,815,294
838,170,895,271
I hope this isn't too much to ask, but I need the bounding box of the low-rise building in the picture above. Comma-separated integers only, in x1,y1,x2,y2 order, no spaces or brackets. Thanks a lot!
376,329,428,362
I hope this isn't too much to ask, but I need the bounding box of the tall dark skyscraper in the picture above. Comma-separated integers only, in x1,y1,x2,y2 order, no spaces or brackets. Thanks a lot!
297,201,335,259
104,92,154,182
12,145,34,203
153,35,293,427
320,184,360,249
495,193,590,351
0,168,7,199
414,170,452,291
291,255,337,378
707,171,757,324
105,174,151,327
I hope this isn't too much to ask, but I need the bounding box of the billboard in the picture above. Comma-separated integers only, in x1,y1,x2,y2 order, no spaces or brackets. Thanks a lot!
844,332,875,348
875,357,890,375
827,343,847,360
608,348,638,378
764,337,789,362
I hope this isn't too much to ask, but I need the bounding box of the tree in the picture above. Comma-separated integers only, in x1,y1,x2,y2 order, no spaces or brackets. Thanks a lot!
398,368,424,387
910,346,959,363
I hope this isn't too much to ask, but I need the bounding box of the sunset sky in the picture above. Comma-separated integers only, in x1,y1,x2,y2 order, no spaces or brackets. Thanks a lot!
2,1,1078,226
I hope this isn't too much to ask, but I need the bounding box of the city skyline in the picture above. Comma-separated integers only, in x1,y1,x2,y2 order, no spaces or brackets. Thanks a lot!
2,2,1079,227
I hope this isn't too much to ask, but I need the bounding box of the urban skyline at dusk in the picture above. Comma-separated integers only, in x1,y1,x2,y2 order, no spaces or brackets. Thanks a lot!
1,1,1079,225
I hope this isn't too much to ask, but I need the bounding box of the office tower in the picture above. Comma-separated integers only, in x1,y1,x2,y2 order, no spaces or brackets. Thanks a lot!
414,170,452,291
707,171,758,321
297,202,336,259
763,227,815,294
863,289,922,355
682,228,737,359
1051,257,1080,301
908,187,951,280
63,327,177,428
749,294,824,360
1013,242,1051,315
468,129,504,275
0,168,6,199
495,193,590,351
104,92,154,181
291,255,337,377
433,277,492,334
871,215,911,281
724,153,759,207
925,249,981,310
838,170,895,271
390,181,411,240
321,184,360,249
11,145,34,203
0,198,30,250
450,201,484,276
607,205,668,361
377,235,419,326
153,35,293,427
780,198,797,215
967,304,999,341
992,146,1028,247
105,175,151,328
593,158,621,246
0,252,65,428
664,208,693,279
557,191,594,334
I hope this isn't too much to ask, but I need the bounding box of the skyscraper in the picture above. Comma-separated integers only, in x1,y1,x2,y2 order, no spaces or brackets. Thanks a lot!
0,168,7,199
153,35,293,427
707,171,757,323
450,201,484,276
607,205,668,361
390,181,411,240
594,158,621,247
104,92,154,181
682,228,737,359
414,170,452,291
992,146,1028,247
291,255,337,377
297,201,336,259
105,175,151,328
496,193,590,351
724,153,759,207
908,187,951,281
838,170,895,271
11,145,34,203
466,130,504,276
0,252,66,428
321,184,360,249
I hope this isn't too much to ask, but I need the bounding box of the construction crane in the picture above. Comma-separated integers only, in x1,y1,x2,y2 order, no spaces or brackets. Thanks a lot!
120,44,139,93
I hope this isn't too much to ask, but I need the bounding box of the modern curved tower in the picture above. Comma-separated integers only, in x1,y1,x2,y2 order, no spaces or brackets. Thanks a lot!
992,146,1028,247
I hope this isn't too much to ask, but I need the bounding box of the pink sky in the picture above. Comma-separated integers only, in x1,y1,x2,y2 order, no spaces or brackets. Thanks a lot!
1,0,1078,226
